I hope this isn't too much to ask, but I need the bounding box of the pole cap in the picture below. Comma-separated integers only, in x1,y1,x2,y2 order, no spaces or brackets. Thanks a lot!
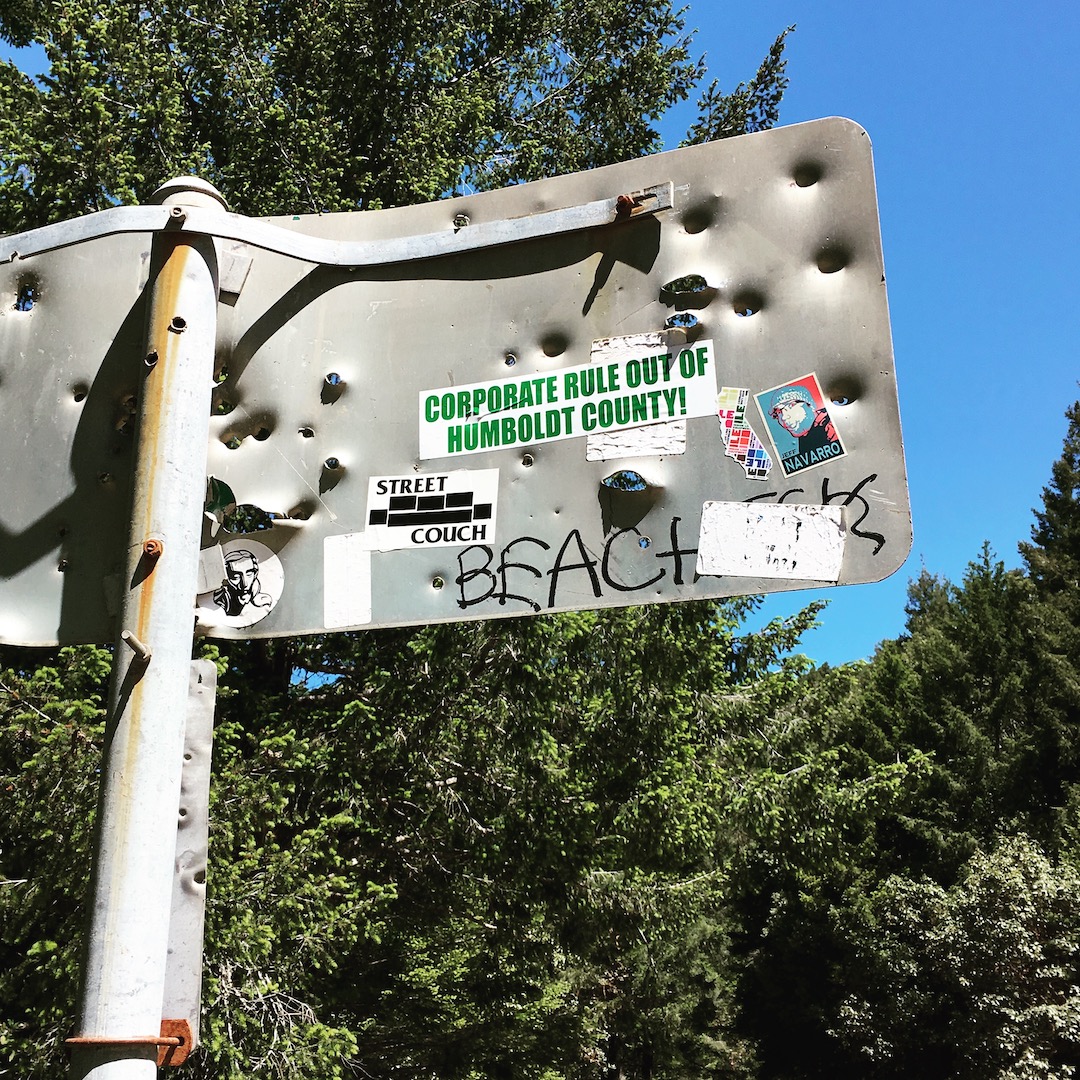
150,177,229,211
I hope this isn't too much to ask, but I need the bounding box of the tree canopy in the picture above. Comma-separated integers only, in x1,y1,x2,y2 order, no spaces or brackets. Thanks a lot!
0,0,781,226
4,3,1080,1078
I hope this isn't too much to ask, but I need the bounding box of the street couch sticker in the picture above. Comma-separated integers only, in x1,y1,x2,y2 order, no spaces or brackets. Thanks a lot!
754,372,845,477
364,469,499,550
196,538,284,629
419,340,719,459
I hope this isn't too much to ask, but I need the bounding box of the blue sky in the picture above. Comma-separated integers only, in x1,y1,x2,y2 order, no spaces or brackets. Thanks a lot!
4,4,1077,664
661,2,1080,663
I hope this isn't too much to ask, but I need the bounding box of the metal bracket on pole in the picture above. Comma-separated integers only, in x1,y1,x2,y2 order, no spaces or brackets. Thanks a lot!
66,1020,192,1068
1,183,673,267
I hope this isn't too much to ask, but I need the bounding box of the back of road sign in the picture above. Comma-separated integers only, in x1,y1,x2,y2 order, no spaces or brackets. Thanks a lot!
0,117,911,645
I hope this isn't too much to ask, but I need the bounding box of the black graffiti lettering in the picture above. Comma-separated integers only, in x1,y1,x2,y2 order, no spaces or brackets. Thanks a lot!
743,474,886,555
497,537,550,612
601,528,666,592
458,518,704,612
547,529,602,608
455,545,497,609
654,516,698,586
820,473,886,555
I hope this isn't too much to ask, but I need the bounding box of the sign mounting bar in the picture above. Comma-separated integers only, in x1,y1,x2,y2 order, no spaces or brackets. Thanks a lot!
1,183,672,267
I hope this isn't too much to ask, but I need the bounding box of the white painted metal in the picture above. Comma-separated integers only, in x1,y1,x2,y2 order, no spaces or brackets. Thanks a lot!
68,183,222,1080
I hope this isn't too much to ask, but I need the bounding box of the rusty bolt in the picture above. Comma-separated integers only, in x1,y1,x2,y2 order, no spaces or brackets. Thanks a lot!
615,194,636,217
143,537,164,560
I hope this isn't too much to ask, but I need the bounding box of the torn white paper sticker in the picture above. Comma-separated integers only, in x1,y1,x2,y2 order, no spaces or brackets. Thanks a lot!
364,469,498,551
196,544,226,595
586,419,686,460
324,533,372,628
696,502,845,581
585,333,688,460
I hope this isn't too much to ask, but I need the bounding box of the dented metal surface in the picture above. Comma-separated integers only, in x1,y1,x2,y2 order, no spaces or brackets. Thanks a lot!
162,660,216,1051
0,118,911,643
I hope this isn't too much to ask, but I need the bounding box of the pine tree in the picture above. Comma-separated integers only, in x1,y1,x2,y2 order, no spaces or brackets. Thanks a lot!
1019,399,1080,858
1022,400,1080,599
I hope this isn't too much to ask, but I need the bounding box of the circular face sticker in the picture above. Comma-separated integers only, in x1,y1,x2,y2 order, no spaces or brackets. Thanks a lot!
196,538,284,630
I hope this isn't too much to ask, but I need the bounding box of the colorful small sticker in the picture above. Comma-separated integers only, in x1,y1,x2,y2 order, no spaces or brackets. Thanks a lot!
754,373,845,477
196,538,283,629
716,387,772,480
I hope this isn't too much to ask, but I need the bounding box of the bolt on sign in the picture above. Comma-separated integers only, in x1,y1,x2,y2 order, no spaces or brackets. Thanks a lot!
0,117,910,646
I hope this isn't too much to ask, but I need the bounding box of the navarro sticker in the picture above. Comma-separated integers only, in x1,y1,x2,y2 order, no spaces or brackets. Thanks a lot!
755,373,845,477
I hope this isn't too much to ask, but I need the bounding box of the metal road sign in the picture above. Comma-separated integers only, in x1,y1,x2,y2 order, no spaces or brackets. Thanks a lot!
0,117,911,645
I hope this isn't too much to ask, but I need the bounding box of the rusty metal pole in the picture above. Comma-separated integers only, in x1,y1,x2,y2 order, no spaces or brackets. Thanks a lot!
69,179,224,1080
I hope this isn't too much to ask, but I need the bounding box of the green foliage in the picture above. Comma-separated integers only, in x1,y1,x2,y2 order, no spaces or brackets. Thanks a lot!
6,0,1080,1069
1022,399,1080,600
4,596,870,1076
0,647,108,1079
728,399,1080,1078
854,550,1038,874
191,603,818,1078
832,837,1080,1079
1020,399,1080,814
0,4,805,1071
25,10,1080,1080
0,0,708,229
684,27,793,145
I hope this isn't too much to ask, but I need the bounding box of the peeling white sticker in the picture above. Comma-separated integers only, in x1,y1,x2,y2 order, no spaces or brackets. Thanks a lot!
323,533,372,628
197,544,226,594
196,538,284,629
419,338,718,459
589,332,667,359
696,502,845,581
585,335,688,460
586,420,687,460
364,469,499,550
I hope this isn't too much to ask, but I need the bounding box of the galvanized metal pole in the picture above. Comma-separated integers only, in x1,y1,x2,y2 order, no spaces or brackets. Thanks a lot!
69,179,224,1080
